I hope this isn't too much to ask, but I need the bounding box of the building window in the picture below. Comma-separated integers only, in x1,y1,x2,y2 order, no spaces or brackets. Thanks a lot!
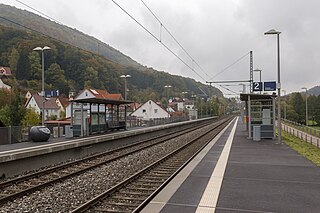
142,109,146,113
154,109,158,113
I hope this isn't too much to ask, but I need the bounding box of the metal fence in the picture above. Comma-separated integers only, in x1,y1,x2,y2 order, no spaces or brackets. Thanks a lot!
0,126,30,145
0,116,190,146
282,119,320,138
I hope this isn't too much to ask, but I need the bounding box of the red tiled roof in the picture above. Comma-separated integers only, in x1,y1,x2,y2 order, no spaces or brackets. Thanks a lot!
57,97,69,108
31,94,60,109
104,93,123,100
88,89,110,99
0,67,12,76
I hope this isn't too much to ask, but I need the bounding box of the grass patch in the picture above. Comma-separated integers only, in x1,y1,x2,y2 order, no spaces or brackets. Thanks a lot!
282,131,320,166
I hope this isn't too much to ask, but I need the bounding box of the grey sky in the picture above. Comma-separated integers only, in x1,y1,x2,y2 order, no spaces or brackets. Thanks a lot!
1,0,319,96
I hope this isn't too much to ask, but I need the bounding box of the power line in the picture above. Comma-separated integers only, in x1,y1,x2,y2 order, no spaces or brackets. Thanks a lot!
15,0,62,24
10,0,123,65
218,85,239,95
110,0,206,82
209,52,250,80
140,0,211,79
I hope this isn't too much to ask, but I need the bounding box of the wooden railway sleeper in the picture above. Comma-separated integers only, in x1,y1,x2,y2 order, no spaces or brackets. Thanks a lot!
102,202,138,207
119,191,150,196
93,208,131,213
130,182,159,188
137,179,164,184
125,186,155,191
112,196,146,201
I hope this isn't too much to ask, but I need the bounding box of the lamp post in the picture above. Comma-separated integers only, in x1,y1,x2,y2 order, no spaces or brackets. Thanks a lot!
164,85,172,111
120,75,131,100
120,74,131,130
254,69,262,94
265,29,281,144
282,90,287,120
33,46,51,126
302,87,308,126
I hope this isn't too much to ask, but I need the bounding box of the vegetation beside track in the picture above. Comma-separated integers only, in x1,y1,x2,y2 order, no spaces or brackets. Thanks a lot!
282,131,320,166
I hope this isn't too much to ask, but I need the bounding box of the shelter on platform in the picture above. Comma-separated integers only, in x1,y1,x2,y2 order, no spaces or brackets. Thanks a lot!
70,97,132,137
240,93,276,139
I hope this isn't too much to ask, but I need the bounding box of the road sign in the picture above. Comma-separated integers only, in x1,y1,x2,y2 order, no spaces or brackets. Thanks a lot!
264,81,276,91
253,82,263,91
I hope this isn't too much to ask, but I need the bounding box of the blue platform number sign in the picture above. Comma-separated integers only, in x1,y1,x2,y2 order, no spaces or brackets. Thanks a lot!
264,81,277,91
45,90,59,97
253,82,263,91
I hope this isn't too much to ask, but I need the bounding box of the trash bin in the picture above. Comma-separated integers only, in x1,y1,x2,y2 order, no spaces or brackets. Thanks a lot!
65,125,73,138
53,127,59,138
253,126,261,141
30,126,51,142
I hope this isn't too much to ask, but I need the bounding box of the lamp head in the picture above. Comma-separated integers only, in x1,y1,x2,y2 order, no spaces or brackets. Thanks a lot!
33,47,42,51
264,29,281,35
43,46,51,50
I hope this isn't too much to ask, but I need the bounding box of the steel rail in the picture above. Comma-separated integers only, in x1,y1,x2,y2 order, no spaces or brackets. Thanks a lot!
71,116,233,212
0,119,215,205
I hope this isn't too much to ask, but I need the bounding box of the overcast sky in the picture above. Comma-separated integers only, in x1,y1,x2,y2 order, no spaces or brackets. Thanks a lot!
1,0,319,96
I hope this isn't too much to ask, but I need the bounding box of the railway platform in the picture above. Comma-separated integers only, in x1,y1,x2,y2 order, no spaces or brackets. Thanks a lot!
142,117,320,213
0,118,213,178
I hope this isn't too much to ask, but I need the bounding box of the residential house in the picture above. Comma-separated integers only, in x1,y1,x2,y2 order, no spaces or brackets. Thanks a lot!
131,100,169,120
25,93,61,120
0,66,12,90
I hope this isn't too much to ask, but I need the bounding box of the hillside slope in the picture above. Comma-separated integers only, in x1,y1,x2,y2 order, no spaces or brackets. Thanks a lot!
0,3,140,68
0,3,223,101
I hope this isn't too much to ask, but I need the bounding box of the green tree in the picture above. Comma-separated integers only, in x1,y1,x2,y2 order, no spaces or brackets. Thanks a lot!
8,47,19,75
0,89,12,107
28,51,41,80
46,63,68,94
84,66,99,88
8,90,26,126
289,93,304,123
16,50,31,80
0,105,10,126
22,108,40,127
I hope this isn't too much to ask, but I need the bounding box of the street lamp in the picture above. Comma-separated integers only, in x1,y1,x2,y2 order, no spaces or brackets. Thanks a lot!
282,90,287,120
164,85,172,109
120,74,131,100
33,46,51,126
182,91,188,100
254,69,262,94
120,74,131,130
265,29,281,144
301,87,308,126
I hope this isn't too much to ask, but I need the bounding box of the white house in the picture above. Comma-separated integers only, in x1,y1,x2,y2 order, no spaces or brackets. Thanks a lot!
0,66,12,90
131,100,169,120
25,93,61,120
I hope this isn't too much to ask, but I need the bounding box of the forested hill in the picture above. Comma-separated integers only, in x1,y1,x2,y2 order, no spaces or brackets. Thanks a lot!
0,3,140,68
0,4,222,102
308,86,320,96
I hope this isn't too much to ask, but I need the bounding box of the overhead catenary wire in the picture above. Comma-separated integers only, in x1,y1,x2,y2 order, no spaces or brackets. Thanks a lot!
8,0,128,67
11,0,250,88
140,0,212,79
218,84,239,95
209,52,250,80
111,0,207,82
15,0,62,24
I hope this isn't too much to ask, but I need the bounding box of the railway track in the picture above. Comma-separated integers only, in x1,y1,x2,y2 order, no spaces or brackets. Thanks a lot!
72,116,234,213
0,118,217,206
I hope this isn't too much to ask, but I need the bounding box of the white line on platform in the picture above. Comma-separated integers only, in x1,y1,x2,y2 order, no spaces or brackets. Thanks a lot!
196,117,238,213
141,117,236,213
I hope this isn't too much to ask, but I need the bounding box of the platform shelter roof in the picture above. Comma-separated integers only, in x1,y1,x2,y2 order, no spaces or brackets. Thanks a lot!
240,93,276,101
70,97,133,105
